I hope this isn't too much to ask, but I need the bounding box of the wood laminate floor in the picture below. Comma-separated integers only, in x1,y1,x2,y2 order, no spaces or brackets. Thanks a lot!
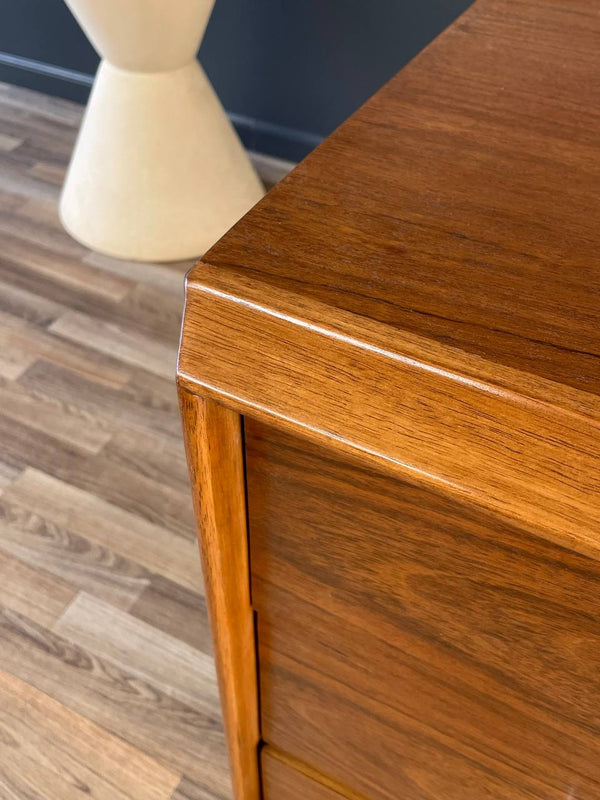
0,81,283,800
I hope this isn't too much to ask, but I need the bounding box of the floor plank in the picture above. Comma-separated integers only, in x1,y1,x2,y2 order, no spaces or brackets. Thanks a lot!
0,608,231,797
0,79,288,800
54,593,220,716
170,777,229,800
103,425,191,492
28,160,67,185
0,309,132,388
0,497,149,611
0,670,181,800
84,250,188,297
0,156,62,203
0,276,67,325
0,413,195,536
19,359,183,440
0,378,112,454
0,81,82,125
0,231,132,303
49,310,177,380
0,549,75,627
130,575,212,654
0,202,87,258
113,282,185,343
2,469,201,592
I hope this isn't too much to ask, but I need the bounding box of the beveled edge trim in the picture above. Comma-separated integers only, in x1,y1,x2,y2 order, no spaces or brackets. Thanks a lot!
178,262,600,561
183,262,600,426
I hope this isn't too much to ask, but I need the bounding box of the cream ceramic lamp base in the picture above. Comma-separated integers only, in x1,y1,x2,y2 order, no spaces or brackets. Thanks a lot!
60,0,264,262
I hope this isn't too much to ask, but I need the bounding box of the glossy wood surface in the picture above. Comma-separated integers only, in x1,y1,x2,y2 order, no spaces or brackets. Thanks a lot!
261,748,356,800
246,419,600,800
201,0,600,396
178,264,600,561
178,392,260,800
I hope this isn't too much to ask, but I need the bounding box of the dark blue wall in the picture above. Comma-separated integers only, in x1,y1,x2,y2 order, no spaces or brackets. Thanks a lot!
0,0,472,160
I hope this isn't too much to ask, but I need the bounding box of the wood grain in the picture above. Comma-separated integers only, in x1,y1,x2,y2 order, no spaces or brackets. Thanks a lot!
0,461,20,493
20,359,183,440
0,606,230,795
0,669,180,800
0,132,22,152
0,227,131,300
0,376,112,454
0,495,149,611
103,425,191,493
0,276,66,325
0,548,75,627
170,777,227,800
178,391,261,800
84,250,189,296
0,412,195,537
261,748,357,800
28,161,67,185
178,264,600,561
54,592,220,716
202,0,600,396
0,308,132,388
246,420,600,800
3,468,201,592
50,310,177,380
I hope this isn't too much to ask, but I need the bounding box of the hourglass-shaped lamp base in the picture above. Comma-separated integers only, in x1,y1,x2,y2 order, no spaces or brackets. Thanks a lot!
60,59,264,262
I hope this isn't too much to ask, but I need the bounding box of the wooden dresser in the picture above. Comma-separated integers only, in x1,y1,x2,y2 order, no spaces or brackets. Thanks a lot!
178,1,600,797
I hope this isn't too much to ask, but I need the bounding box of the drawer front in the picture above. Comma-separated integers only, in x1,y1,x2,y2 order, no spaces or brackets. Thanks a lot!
262,749,352,800
245,419,600,800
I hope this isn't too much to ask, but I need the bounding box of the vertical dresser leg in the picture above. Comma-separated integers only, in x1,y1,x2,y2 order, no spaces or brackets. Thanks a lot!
178,388,261,800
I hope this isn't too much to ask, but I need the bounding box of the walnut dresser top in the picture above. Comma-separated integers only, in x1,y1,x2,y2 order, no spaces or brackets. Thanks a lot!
203,0,599,392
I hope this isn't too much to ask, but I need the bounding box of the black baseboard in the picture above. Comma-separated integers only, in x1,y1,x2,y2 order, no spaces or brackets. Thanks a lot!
0,52,322,162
